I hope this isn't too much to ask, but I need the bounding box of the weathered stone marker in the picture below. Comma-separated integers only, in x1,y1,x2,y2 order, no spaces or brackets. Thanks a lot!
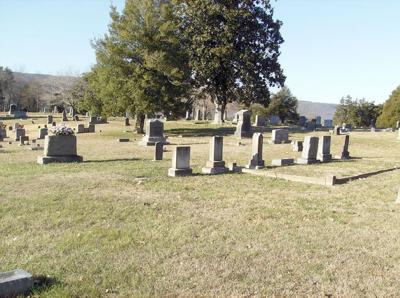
37,135,83,164
37,127,48,139
168,146,192,177
0,269,33,297
340,135,350,159
234,109,252,139
269,129,290,144
195,109,201,121
62,110,68,121
140,119,168,146
254,115,266,127
154,142,163,161
291,140,303,152
246,133,265,169
296,136,319,164
15,128,25,141
317,135,332,162
77,124,85,133
202,136,229,174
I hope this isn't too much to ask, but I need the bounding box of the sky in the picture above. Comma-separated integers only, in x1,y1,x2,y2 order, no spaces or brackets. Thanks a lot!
0,0,399,104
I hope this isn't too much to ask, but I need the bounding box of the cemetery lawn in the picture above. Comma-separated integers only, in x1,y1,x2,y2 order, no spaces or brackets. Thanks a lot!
2,114,400,297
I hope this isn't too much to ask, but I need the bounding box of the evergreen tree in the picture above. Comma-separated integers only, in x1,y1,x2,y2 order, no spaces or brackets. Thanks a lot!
87,0,191,132
376,86,400,128
266,87,299,123
180,0,285,122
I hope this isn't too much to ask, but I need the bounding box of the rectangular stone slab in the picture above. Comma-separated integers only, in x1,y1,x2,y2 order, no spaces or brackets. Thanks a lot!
0,269,33,297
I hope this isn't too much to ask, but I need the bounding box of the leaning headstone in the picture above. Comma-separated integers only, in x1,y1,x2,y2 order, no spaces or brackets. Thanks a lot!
47,115,53,124
254,115,266,127
234,109,252,139
168,146,192,177
339,135,350,160
296,136,319,164
62,110,68,121
37,134,83,164
140,119,168,146
15,128,25,141
246,133,265,169
37,127,48,139
202,136,229,174
269,129,290,144
291,140,303,152
0,269,33,298
154,142,163,161
317,135,332,162
124,117,130,126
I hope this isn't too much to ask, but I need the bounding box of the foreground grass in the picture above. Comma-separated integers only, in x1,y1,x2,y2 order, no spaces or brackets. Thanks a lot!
1,115,400,297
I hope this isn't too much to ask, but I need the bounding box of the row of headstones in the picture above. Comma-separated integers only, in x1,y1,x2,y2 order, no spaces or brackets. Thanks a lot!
166,134,351,177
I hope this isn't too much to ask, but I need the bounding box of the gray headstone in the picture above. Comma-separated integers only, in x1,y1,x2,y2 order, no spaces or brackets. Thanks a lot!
234,109,252,139
47,115,53,124
124,117,130,126
202,136,228,174
269,129,290,144
299,116,307,127
317,135,332,162
140,119,168,146
254,115,266,127
37,127,48,139
62,110,68,121
297,136,319,164
15,128,25,141
195,109,201,121
168,146,192,176
340,135,350,159
0,269,33,298
154,142,163,161
76,124,85,134
246,133,265,169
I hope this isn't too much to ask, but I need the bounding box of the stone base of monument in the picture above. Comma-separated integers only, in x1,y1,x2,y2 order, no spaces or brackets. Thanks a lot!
271,158,294,166
202,161,229,174
296,158,317,165
140,136,169,146
0,269,33,297
168,168,193,177
38,155,83,164
317,154,332,162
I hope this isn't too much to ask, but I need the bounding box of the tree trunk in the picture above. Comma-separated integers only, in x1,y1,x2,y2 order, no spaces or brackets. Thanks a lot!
135,112,145,134
213,102,226,124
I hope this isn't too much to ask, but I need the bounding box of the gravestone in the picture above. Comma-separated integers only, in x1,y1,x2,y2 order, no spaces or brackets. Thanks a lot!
124,117,130,126
291,140,303,152
73,115,79,121
299,116,307,127
168,146,192,177
340,135,350,159
232,112,239,124
47,115,53,124
254,115,266,127
234,109,252,139
37,135,83,164
37,127,48,139
13,123,21,130
296,136,319,164
396,121,400,130
195,109,201,121
202,136,229,174
268,115,280,125
15,128,25,141
0,124,7,140
269,129,290,144
317,135,332,162
213,107,223,124
8,104,27,118
154,142,163,161
19,135,29,146
87,124,95,133
140,119,168,146
52,121,56,127
306,121,316,131
246,133,265,169
271,158,294,166
53,106,58,113
0,269,33,298
333,126,341,135
76,124,85,134
316,116,322,126
185,110,191,120
323,119,333,127
61,110,68,121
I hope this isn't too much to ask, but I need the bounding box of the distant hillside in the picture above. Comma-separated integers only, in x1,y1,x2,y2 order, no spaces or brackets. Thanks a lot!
297,100,337,120
13,72,78,104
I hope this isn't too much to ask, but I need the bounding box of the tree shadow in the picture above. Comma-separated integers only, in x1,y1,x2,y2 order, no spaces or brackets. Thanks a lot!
31,275,61,296
166,127,235,137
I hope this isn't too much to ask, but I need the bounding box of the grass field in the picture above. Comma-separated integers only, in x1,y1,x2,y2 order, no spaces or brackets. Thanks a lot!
2,114,400,297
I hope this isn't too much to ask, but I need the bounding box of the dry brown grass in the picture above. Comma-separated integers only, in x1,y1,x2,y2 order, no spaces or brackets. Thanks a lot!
1,114,400,297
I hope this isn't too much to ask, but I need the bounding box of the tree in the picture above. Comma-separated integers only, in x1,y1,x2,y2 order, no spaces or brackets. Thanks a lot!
376,86,400,128
180,0,285,123
266,87,299,123
0,67,16,111
87,0,191,132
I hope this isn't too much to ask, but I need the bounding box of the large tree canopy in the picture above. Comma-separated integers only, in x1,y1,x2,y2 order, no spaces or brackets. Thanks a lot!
179,0,286,122
266,87,299,123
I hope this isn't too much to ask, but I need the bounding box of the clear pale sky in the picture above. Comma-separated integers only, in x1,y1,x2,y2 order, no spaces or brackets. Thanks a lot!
0,0,399,104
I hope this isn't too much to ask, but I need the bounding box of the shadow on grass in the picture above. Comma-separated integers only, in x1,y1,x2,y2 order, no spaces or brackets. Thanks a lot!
83,158,140,163
166,127,235,137
31,275,61,296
